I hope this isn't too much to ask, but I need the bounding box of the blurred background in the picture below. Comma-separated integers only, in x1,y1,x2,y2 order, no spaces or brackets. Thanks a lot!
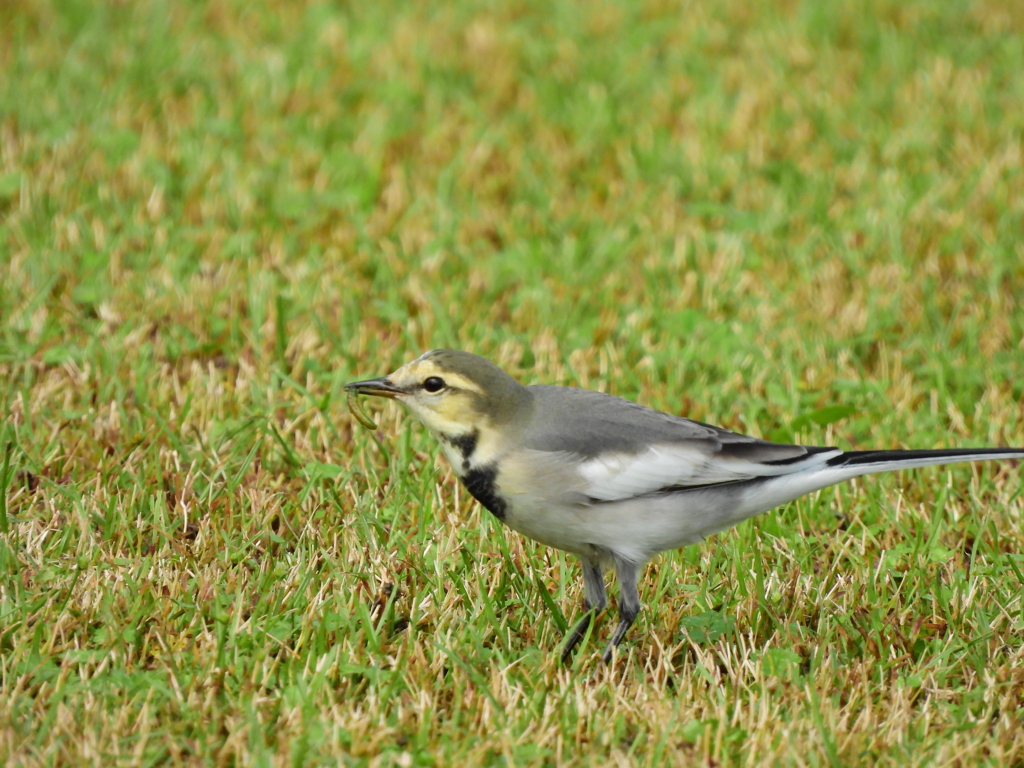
2,0,1023,764
4,1,1022,408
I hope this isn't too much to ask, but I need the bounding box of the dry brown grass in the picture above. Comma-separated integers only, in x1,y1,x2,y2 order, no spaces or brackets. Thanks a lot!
2,0,1023,765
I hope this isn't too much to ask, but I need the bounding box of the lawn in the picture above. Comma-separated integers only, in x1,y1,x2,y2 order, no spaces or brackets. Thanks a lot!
2,0,1024,765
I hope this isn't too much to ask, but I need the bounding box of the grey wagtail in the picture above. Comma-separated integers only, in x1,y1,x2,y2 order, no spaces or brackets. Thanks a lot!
346,349,1024,663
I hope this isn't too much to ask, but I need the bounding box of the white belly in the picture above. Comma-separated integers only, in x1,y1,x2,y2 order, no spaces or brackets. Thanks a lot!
485,445,858,565
495,478,797,566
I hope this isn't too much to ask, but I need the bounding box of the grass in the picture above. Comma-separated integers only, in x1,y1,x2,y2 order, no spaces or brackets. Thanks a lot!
2,0,1024,764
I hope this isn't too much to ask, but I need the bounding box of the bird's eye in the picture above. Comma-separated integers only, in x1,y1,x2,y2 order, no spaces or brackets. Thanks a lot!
422,376,446,393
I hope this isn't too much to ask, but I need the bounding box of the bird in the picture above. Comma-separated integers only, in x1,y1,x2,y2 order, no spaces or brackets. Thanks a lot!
345,349,1024,664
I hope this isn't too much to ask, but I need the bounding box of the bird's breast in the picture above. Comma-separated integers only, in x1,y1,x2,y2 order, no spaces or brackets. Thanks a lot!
481,450,596,554
460,464,508,520
444,443,602,555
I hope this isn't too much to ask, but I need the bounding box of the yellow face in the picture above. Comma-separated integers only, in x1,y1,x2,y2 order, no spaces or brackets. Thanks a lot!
346,354,487,439
383,356,488,436
348,350,532,469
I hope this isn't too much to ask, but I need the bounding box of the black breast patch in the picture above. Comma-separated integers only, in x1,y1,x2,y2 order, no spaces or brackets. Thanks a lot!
442,430,479,471
461,464,507,520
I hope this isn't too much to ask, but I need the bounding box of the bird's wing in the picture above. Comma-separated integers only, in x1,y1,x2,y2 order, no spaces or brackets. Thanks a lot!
573,442,840,501
523,385,841,502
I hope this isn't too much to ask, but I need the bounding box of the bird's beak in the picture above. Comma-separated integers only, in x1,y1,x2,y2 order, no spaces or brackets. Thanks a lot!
344,377,405,400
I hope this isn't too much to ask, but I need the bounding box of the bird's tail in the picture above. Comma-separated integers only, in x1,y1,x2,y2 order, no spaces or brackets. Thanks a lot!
826,448,1024,477
741,447,1024,518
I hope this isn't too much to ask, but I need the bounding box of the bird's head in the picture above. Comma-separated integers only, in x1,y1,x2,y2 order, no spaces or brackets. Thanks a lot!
345,350,531,442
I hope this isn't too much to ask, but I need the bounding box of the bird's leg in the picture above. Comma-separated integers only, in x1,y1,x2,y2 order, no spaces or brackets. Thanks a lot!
602,556,641,663
560,558,606,663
